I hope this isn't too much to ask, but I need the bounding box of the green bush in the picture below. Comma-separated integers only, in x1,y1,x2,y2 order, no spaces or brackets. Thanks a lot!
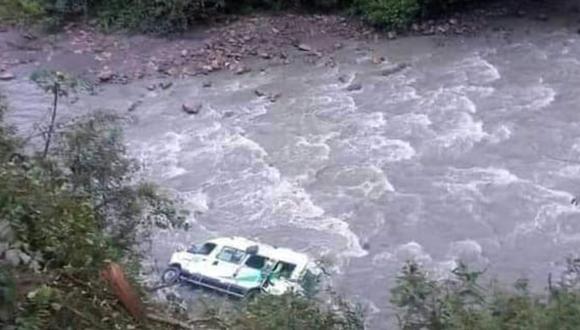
354,0,420,29
391,261,580,330
0,0,45,25
225,293,364,330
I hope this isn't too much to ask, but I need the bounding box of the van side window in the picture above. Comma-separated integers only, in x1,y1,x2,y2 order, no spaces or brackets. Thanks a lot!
245,255,268,269
188,242,216,255
216,246,246,264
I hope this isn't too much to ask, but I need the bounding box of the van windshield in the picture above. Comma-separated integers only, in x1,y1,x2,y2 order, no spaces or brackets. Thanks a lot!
187,242,216,255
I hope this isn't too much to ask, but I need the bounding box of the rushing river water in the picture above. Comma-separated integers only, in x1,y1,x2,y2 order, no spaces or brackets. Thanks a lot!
3,19,580,327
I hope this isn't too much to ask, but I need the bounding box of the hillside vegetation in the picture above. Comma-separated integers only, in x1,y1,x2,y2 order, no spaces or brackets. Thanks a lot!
0,0,475,33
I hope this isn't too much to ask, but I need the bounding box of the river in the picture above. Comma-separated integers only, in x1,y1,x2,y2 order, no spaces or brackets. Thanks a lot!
3,16,580,328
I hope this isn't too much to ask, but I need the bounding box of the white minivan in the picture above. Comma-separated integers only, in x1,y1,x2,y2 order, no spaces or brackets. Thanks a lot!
162,237,321,298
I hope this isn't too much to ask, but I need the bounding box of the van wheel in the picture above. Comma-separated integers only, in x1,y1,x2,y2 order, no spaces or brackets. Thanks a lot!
244,289,261,301
162,267,181,284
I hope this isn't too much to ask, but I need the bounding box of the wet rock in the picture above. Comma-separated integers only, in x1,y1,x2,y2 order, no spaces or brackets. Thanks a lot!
182,102,202,115
0,72,15,81
223,111,235,118
97,70,114,82
346,82,362,91
254,89,266,97
235,66,251,75
362,242,371,251
338,75,348,83
259,52,272,59
268,92,282,103
372,54,385,65
380,63,410,76
202,81,212,88
146,84,157,91
159,81,173,90
128,100,143,112
296,43,313,52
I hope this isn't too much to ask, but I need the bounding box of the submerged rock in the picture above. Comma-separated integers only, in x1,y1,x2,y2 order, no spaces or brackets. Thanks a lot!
159,81,173,90
346,82,363,91
379,63,410,76
182,102,202,115
97,70,114,82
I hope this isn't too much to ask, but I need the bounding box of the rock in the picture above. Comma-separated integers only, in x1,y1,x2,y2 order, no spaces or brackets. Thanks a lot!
98,70,114,82
0,72,15,81
346,82,362,92
372,54,385,65
338,75,348,83
182,102,202,115
536,13,548,21
4,249,20,266
380,63,410,76
516,9,527,17
449,18,458,25
362,242,371,251
181,49,188,57
296,43,313,52
254,89,266,97
334,42,344,50
235,66,251,75
268,92,282,103
387,31,397,40
202,81,212,88
159,81,173,90
411,23,420,32
146,84,157,91
223,111,235,118
201,65,214,73
259,52,271,59
127,100,142,112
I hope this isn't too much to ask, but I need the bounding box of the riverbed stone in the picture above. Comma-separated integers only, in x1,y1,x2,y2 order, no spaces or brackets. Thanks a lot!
182,102,202,115
0,72,15,81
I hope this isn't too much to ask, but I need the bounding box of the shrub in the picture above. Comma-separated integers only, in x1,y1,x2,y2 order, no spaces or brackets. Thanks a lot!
354,0,420,29
391,261,580,330
226,293,365,330
0,0,45,25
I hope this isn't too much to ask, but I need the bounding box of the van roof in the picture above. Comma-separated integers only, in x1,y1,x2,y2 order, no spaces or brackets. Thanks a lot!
207,236,310,268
